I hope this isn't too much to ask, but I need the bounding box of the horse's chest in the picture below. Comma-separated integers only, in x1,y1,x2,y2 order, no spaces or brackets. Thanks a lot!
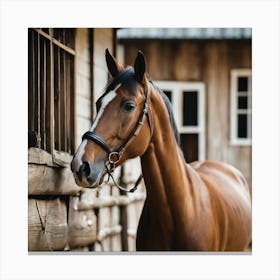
136,204,174,251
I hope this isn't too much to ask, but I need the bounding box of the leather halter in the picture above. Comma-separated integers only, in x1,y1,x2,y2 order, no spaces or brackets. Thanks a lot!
82,84,153,192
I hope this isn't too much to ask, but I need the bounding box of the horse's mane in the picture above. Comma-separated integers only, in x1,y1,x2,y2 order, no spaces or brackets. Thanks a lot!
151,81,180,146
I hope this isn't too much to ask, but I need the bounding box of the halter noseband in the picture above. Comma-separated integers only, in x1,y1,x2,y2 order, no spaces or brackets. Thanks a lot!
81,84,153,192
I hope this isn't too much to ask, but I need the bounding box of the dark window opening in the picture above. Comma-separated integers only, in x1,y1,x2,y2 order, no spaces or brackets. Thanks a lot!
237,114,247,138
183,91,198,126
238,96,248,109
180,133,199,163
238,77,248,92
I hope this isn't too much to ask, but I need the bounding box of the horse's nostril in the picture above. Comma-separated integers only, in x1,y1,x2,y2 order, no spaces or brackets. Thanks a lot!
79,161,91,179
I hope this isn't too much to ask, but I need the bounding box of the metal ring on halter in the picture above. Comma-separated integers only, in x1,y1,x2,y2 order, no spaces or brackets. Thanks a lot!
108,152,121,164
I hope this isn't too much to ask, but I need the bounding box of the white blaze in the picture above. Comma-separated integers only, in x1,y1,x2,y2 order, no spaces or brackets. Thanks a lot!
90,87,119,131
73,85,119,166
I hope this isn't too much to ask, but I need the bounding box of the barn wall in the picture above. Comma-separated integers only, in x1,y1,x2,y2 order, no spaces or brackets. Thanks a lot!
28,28,146,252
75,28,92,146
119,39,252,190
93,29,113,100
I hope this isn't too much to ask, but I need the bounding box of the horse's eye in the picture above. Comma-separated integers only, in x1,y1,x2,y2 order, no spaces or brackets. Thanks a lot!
122,101,136,113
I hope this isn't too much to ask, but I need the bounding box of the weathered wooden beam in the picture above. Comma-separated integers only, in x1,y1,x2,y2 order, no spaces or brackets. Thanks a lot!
28,164,81,195
28,198,68,251
28,147,72,168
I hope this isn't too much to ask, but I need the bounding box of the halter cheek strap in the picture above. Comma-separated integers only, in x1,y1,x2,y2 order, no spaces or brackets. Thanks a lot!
81,84,153,192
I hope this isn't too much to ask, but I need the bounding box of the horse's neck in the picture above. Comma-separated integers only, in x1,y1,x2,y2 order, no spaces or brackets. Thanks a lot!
140,88,195,233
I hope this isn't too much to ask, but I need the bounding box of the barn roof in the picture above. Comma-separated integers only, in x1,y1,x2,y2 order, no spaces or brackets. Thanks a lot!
117,28,251,40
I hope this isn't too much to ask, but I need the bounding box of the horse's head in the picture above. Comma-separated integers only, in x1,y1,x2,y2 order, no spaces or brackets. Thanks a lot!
71,49,152,188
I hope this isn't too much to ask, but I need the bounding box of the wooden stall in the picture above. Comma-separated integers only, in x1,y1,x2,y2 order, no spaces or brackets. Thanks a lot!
28,28,145,252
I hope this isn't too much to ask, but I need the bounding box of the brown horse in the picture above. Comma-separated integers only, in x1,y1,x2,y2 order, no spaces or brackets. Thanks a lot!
71,49,252,251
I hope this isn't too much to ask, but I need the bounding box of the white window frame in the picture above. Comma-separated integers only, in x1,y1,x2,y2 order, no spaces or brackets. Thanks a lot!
155,81,205,161
230,69,252,146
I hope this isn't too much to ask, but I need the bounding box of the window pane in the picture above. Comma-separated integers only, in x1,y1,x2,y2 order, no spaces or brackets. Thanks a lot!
183,91,198,126
238,77,248,92
238,96,248,109
180,133,199,163
238,114,248,138
163,90,172,103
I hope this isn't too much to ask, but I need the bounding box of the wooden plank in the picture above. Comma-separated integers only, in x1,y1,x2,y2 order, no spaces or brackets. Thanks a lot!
68,196,97,249
89,28,95,121
52,150,73,167
28,164,81,195
28,147,56,167
28,198,68,251
28,147,72,167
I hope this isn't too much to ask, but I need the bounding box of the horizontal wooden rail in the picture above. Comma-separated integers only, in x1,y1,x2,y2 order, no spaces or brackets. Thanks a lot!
97,225,122,242
75,192,146,211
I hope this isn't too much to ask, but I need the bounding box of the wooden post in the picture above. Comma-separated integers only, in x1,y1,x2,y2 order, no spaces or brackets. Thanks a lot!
89,28,95,121
119,165,128,251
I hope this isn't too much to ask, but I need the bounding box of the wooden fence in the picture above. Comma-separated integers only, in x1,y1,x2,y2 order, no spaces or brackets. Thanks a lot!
28,148,145,252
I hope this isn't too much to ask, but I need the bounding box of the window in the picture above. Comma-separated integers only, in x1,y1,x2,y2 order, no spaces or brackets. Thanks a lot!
155,81,205,162
28,28,75,155
230,69,252,145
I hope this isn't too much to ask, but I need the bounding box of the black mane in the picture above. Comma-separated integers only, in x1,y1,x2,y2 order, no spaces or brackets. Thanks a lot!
151,82,180,145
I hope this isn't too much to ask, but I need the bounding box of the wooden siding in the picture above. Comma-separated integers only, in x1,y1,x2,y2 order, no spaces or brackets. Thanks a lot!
75,28,92,146
120,39,252,191
29,28,146,252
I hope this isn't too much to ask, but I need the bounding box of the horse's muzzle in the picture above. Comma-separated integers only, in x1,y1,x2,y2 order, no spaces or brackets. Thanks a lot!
70,157,105,188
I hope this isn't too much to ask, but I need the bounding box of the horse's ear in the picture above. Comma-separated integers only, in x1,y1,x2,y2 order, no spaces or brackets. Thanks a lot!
134,51,146,83
105,48,124,77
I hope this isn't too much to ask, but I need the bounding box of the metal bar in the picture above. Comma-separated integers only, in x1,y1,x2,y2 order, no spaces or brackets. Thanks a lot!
33,28,75,56
63,51,67,151
66,54,71,153
49,29,55,153
57,47,61,150
31,30,35,131
70,54,75,154
43,39,47,150
37,32,41,148
46,40,51,152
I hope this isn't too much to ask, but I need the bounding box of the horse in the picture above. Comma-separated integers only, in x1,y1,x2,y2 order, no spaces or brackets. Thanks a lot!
71,49,252,251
